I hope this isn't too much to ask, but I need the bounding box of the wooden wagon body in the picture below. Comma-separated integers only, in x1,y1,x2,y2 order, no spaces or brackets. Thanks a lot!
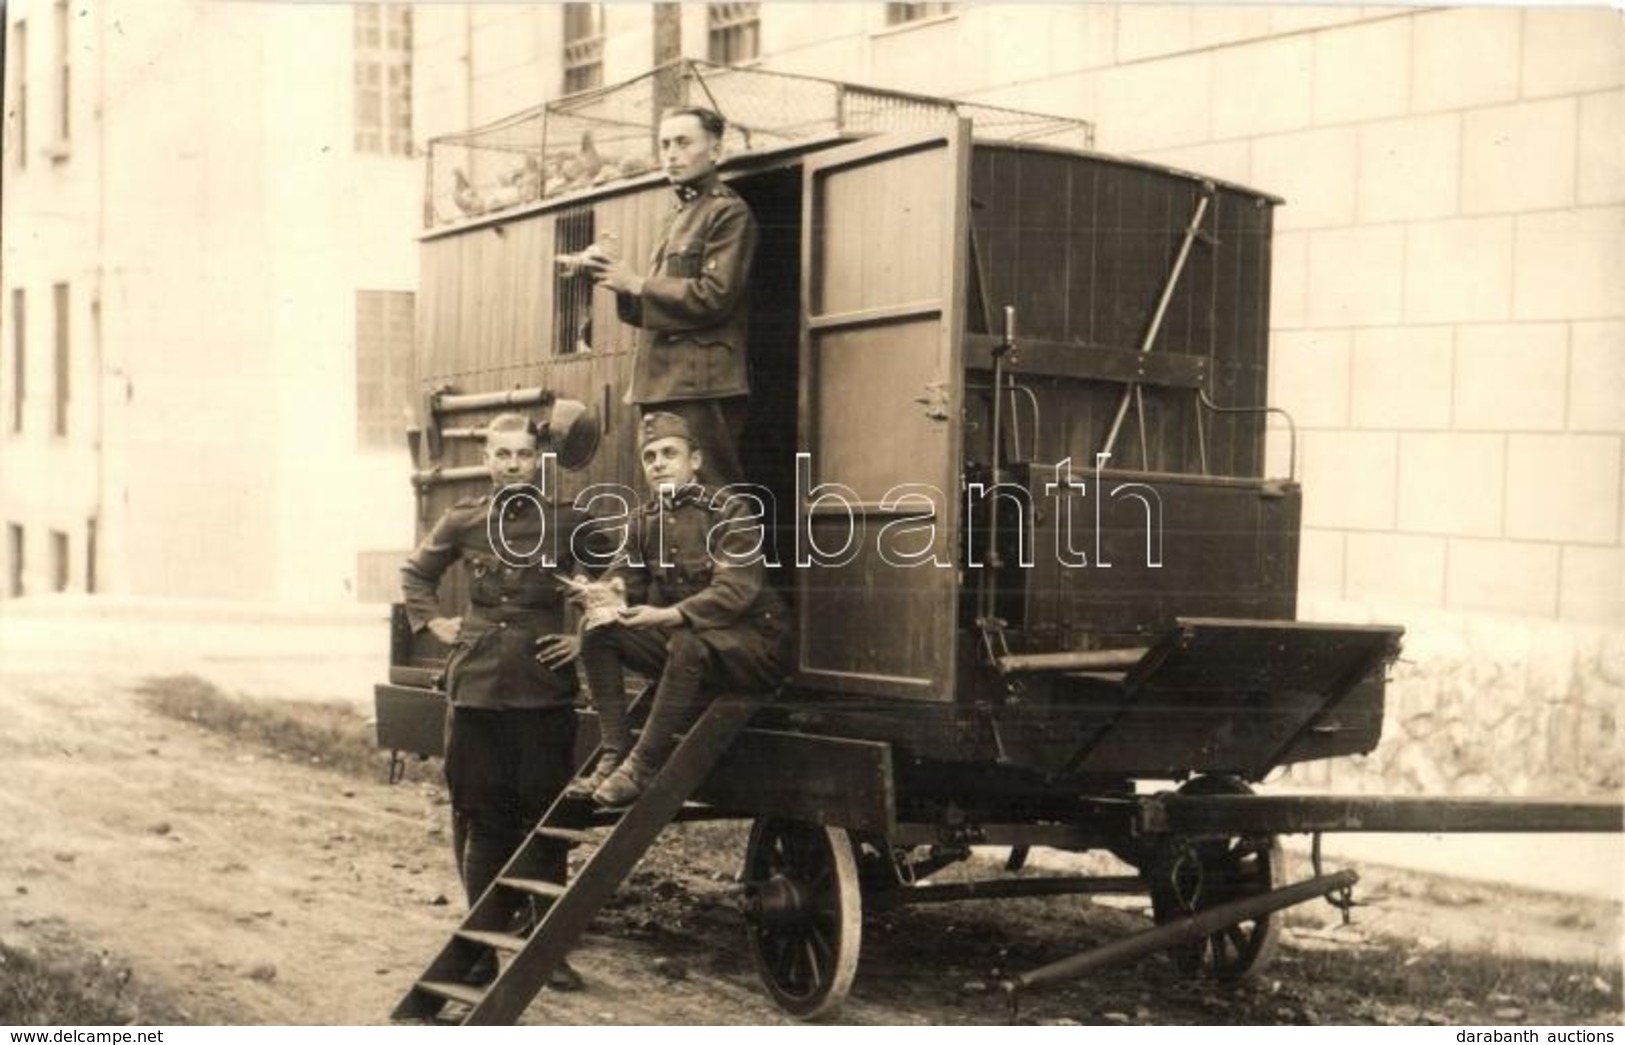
390,115,1398,775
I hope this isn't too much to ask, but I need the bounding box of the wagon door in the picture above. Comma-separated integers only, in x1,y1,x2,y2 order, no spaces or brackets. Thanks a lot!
795,122,971,701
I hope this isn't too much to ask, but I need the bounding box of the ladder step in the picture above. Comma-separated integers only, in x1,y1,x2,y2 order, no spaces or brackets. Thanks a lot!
535,826,597,846
416,980,487,1007
394,695,767,1026
498,876,568,900
578,800,714,829
455,929,526,953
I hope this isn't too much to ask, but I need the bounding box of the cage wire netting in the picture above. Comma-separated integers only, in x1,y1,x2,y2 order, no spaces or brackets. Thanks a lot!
425,59,1095,228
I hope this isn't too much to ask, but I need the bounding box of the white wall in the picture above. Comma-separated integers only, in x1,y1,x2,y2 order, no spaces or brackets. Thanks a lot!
2,0,421,603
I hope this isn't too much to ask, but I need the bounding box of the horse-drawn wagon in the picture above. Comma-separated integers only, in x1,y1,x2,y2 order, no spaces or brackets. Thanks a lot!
373,61,1622,1023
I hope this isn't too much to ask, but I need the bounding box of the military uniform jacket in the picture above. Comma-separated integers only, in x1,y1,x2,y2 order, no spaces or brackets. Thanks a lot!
617,173,759,405
603,485,785,635
401,490,594,710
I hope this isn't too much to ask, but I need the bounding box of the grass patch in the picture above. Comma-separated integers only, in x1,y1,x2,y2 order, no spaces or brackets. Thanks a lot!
134,673,436,783
1280,935,1623,1022
0,941,189,1025
1554,909,1598,931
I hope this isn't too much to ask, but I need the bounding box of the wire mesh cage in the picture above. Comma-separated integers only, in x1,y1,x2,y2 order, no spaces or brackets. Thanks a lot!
424,59,1095,228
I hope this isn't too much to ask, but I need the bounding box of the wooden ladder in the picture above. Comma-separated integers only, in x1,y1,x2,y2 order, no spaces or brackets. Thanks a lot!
392,694,762,1025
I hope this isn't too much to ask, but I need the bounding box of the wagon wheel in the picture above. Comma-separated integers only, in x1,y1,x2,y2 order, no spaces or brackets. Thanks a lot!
1148,775,1283,983
740,818,862,1020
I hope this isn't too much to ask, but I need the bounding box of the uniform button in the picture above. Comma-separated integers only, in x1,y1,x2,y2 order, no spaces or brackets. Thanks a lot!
499,622,508,629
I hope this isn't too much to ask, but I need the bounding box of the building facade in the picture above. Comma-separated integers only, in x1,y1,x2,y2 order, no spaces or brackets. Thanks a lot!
1,0,421,603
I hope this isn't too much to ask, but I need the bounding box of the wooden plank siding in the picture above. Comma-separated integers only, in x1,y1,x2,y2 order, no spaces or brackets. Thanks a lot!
966,146,1276,480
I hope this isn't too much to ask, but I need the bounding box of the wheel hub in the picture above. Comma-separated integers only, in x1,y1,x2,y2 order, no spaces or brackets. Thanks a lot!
743,874,812,929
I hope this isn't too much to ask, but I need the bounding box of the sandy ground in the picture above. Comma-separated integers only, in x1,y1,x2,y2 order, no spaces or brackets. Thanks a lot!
0,597,1620,1025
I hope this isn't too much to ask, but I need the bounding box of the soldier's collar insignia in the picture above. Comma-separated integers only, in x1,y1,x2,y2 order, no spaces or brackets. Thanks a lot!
657,482,706,510
494,487,540,517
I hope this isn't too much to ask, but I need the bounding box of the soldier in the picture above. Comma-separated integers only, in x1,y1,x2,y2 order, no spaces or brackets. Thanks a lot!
400,411,592,990
571,411,791,807
581,105,758,487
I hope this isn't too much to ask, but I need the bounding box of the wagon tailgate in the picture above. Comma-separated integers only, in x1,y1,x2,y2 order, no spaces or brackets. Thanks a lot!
1068,617,1403,778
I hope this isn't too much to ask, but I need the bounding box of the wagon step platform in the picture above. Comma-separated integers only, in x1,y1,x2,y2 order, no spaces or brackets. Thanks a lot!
1053,618,1407,778
392,694,762,1026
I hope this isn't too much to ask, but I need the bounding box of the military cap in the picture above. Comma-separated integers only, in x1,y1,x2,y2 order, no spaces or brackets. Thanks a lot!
640,411,697,449
540,398,601,472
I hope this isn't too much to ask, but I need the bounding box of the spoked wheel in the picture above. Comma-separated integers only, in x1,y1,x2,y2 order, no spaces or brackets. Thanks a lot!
1148,775,1284,983
740,818,862,1020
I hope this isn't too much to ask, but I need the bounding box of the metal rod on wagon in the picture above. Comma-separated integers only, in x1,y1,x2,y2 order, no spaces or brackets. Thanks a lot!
1153,794,1625,835
411,465,492,488
1006,869,1359,991
870,875,1147,909
978,305,1017,625
1101,189,1212,461
433,387,559,414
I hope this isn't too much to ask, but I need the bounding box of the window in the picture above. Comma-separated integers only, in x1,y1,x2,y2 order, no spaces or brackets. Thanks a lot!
353,4,412,155
562,4,604,95
885,3,954,25
7,524,22,597
708,3,761,66
52,0,67,146
52,282,67,436
356,290,415,449
553,209,595,356
10,288,24,433
11,20,26,168
49,530,67,592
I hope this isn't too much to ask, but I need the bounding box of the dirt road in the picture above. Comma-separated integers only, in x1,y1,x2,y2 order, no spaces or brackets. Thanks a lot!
1,666,1619,1026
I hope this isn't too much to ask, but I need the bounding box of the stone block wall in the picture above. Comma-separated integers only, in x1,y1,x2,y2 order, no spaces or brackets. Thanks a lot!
1282,608,1623,797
